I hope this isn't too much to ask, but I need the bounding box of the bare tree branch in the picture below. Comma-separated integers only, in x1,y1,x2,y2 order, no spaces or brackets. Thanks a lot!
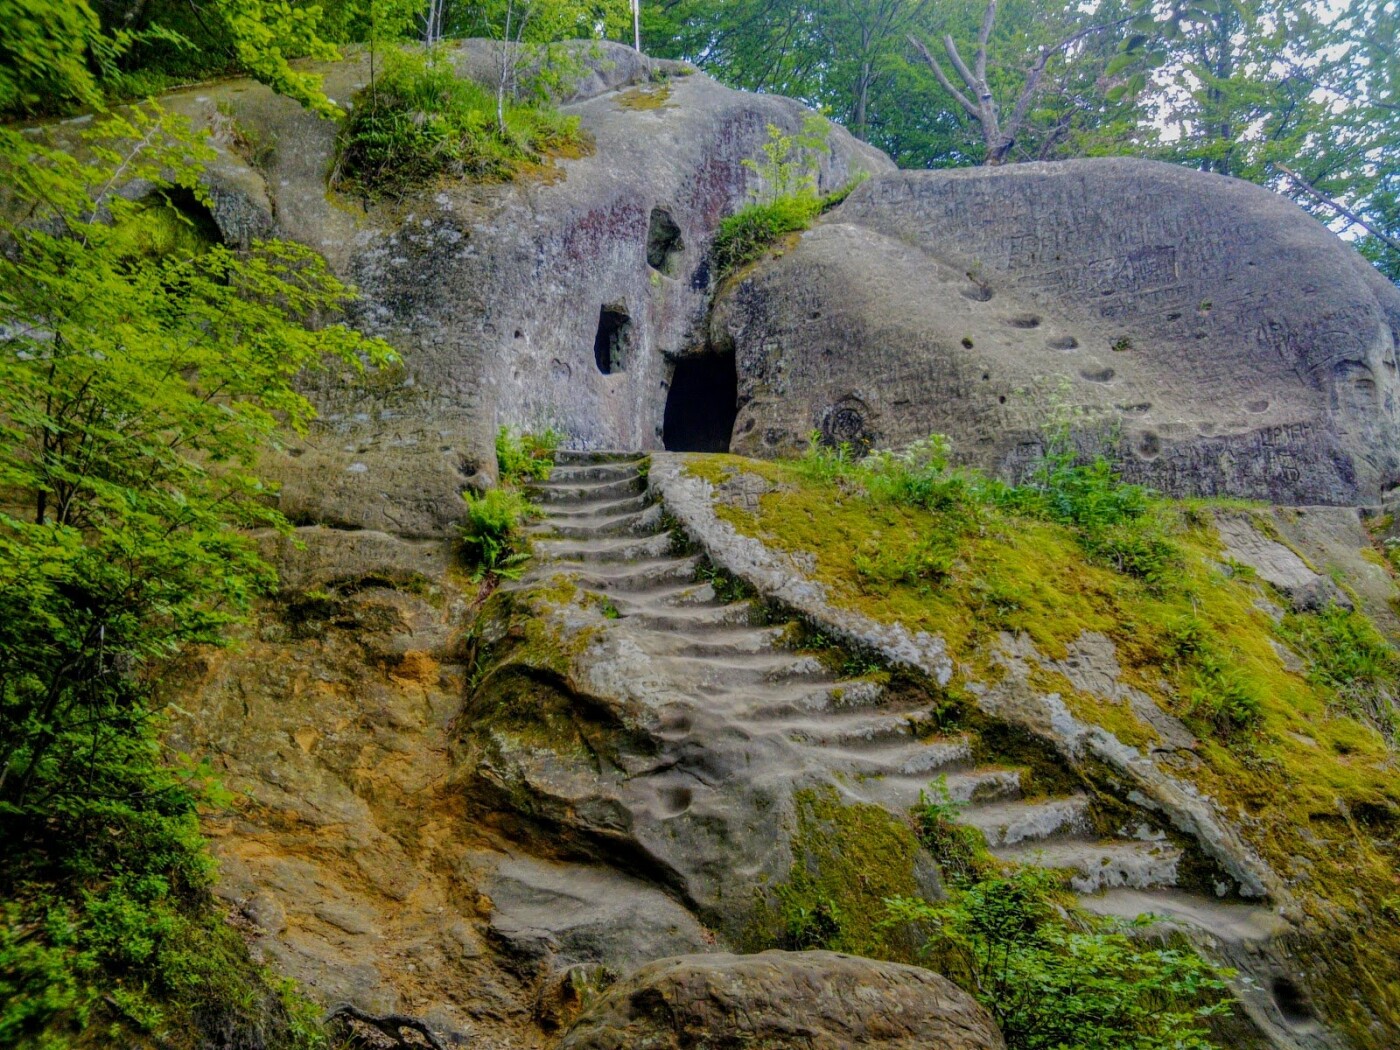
908,34,979,119
1277,164,1400,254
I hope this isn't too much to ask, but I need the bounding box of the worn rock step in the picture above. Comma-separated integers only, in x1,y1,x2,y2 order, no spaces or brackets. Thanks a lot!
541,492,655,519
548,460,647,483
542,556,705,592
855,766,1023,810
529,475,647,503
1080,888,1291,944
780,708,923,748
661,626,788,659
612,599,759,631
529,505,663,539
735,677,890,718
784,736,976,783
993,839,1182,893
532,532,675,563
661,652,830,690
957,795,1092,847
551,449,641,465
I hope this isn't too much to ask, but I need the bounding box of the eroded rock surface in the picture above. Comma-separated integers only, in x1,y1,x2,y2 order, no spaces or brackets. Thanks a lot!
557,950,1006,1050
141,41,887,536
715,160,1400,505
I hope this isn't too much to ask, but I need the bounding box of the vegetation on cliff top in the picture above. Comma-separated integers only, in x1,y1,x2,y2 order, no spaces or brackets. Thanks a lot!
331,45,588,201
712,116,867,279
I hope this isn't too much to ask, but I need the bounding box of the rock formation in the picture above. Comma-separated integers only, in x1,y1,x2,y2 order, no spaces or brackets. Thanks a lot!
98,37,1400,1050
155,40,887,537
557,951,1006,1049
715,160,1400,505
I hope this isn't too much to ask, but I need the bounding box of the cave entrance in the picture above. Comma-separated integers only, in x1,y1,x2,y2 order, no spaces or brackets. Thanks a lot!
593,304,632,375
663,351,738,452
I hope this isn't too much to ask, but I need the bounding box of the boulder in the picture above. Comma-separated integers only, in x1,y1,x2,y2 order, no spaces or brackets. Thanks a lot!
556,950,1006,1050
715,159,1400,505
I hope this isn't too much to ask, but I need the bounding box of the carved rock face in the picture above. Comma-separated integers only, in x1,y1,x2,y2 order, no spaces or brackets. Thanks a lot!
158,42,889,536
716,159,1400,504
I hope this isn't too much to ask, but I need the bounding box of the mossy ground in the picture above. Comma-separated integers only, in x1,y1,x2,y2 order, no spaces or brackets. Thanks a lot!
686,452,1400,1040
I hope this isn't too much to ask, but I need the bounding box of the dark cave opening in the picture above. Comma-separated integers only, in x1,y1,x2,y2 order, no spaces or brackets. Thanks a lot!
593,304,632,375
663,351,738,452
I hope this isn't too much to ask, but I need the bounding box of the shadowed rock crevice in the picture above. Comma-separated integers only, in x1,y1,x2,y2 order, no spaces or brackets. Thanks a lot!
663,352,738,452
593,304,633,375
646,206,685,275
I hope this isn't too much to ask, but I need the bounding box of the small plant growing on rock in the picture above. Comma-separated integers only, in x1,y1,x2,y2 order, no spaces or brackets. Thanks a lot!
460,488,537,581
713,116,865,278
460,427,557,582
496,425,560,486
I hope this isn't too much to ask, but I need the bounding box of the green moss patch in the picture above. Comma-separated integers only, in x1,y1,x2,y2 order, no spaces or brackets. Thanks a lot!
684,448,1400,1039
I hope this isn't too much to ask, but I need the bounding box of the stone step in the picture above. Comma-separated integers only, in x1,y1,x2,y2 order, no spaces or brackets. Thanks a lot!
527,555,703,591
548,460,648,483
781,736,976,783
856,766,1023,811
780,708,924,748
665,626,788,659
662,652,830,690
735,677,890,718
528,475,647,504
993,839,1182,894
957,795,1092,848
552,449,643,465
613,599,759,631
532,532,675,564
541,492,655,519
529,505,664,539
1079,888,1291,944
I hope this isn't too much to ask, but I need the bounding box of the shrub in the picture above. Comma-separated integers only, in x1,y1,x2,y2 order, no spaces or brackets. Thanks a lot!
711,192,823,276
332,47,584,199
460,488,537,582
495,425,560,486
887,869,1232,1050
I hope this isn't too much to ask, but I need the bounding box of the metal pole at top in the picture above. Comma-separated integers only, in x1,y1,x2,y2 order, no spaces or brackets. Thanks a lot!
633,0,641,52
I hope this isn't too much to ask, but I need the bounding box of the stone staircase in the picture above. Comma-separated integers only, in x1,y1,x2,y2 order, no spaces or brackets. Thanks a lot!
526,451,1191,893
518,450,1313,1046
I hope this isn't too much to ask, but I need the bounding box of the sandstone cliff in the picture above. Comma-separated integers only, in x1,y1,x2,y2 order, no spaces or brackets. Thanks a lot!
101,39,1400,1050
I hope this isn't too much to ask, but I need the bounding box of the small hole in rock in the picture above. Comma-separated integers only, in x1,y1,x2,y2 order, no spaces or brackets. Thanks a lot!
1272,978,1313,1025
514,329,523,339
1047,336,1079,350
593,304,633,375
647,206,685,275
998,395,1006,404
1007,314,1041,329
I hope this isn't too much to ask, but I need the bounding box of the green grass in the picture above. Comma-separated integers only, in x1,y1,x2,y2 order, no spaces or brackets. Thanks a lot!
711,192,824,277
